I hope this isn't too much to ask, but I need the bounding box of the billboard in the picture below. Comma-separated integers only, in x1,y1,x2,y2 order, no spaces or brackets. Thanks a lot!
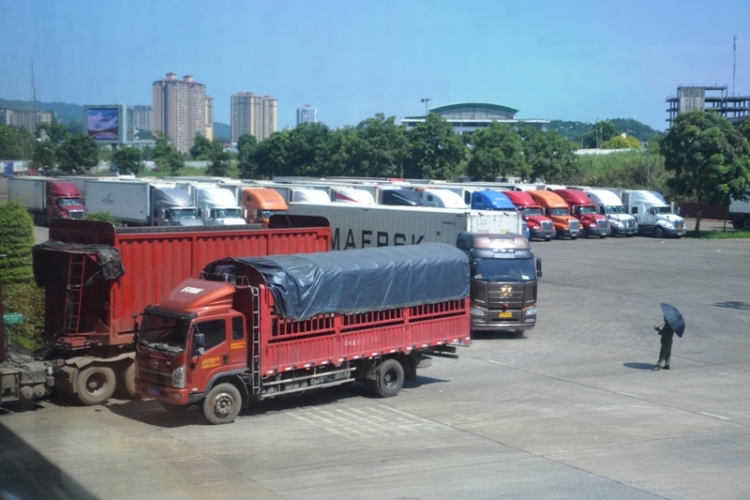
84,104,135,145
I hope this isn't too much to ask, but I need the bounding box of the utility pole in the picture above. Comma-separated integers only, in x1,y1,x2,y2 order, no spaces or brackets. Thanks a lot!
733,35,737,96
421,98,431,116
31,58,38,134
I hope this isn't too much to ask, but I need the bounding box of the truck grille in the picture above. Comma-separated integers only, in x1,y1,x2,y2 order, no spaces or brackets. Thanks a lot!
138,367,172,386
675,221,684,230
487,283,525,309
541,221,553,231
69,211,84,220
597,219,609,230
626,219,636,228
569,220,580,231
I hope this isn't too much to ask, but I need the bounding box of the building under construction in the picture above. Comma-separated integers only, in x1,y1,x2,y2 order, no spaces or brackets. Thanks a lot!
666,86,750,125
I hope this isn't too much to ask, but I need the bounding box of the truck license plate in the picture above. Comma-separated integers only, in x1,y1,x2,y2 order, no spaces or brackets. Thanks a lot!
499,312,512,318
147,388,160,397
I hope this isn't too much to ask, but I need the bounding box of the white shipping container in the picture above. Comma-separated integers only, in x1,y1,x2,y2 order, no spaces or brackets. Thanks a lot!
287,202,524,250
84,180,151,224
8,177,46,210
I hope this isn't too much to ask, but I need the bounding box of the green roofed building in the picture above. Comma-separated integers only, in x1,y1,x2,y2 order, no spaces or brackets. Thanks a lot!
401,102,549,133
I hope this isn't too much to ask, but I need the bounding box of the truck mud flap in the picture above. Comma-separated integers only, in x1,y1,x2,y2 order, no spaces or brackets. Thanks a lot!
424,345,458,359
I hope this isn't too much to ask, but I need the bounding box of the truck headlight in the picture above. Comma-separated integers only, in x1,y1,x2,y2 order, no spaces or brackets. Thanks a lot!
587,222,597,228
172,365,185,388
663,222,674,229
471,307,487,316
524,306,537,316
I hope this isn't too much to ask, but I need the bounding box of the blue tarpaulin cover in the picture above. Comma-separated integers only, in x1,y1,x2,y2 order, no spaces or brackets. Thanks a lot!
206,243,469,321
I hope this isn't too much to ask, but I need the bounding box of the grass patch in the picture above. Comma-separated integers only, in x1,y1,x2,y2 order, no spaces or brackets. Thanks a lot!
685,229,750,239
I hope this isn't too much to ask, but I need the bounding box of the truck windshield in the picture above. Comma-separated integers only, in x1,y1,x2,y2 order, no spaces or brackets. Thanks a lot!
471,258,536,281
214,208,242,219
523,207,544,216
138,313,190,354
579,205,597,214
58,198,82,207
170,208,199,220
606,205,625,214
653,206,674,215
549,208,569,216
261,210,288,219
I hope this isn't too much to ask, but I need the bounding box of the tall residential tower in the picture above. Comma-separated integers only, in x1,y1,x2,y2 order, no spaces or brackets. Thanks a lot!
152,73,211,153
231,92,278,144
297,104,317,125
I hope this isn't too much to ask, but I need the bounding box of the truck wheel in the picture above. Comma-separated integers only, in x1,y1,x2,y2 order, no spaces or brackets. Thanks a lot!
654,226,664,238
76,366,116,406
160,401,189,412
121,363,138,399
203,383,242,424
731,218,741,229
373,359,404,398
743,218,750,230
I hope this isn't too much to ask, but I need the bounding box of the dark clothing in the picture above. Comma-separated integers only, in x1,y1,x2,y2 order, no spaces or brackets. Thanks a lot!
656,321,674,367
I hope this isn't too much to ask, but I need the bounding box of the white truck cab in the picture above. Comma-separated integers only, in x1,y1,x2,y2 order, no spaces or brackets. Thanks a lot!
584,189,638,236
621,190,686,238
195,186,246,226
419,188,468,208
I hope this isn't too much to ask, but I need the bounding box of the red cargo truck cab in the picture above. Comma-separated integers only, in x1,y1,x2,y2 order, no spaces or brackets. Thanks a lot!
30,216,331,405
503,191,556,241
135,243,471,424
553,189,610,238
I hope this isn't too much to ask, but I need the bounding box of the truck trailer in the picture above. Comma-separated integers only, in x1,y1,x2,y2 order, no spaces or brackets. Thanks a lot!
24,217,331,406
84,179,203,227
7,177,85,226
134,243,471,424
728,191,750,230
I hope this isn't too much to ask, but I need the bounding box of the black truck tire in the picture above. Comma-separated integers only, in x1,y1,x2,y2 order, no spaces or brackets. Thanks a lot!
76,366,116,406
373,359,404,398
654,226,664,238
744,218,750,230
203,383,242,424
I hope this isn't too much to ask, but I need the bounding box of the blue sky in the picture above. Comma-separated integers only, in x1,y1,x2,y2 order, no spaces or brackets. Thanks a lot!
2,0,749,132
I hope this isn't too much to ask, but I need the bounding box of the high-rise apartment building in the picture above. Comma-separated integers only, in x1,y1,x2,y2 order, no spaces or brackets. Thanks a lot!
152,73,209,153
133,105,152,131
297,104,317,125
205,96,214,141
0,109,52,133
231,92,278,144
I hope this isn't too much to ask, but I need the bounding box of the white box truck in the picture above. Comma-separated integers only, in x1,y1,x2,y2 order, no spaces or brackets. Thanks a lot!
619,190,686,238
84,180,203,227
286,202,524,250
728,191,750,229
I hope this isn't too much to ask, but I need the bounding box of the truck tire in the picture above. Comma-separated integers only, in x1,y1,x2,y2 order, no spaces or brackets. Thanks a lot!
654,226,664,238
744,218,750,230
122,363,138,399
373,359,404,398
203,383,242,424
732,218,741,229
76,366,116,406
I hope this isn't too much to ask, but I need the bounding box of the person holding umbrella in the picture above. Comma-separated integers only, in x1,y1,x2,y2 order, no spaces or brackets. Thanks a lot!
653,303,685,371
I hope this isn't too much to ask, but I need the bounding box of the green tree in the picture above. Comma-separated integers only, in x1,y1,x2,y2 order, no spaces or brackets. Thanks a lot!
404,113,465,180
113,146,144,175
205,142,232,176
661,110,750,232
583,121,620,148
237,133,258,179
0,200,35,286
36,122,69,144
526,130,579,183
32,122,69,174
190,133,220,160
85,211,122,226
601,135,641,149
0,124,23,159
320,126,358,177
515,122,544,142
66,121,84,135
153,132,184,175
57,134,99,174
348,114,407,178
467,122,525,181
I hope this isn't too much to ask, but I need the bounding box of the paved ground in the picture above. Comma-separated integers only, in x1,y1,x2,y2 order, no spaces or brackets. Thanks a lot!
2,231,750,499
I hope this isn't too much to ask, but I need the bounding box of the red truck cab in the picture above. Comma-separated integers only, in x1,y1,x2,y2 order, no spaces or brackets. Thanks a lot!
553,189,610,238
47,181,85,222
503,191,556,241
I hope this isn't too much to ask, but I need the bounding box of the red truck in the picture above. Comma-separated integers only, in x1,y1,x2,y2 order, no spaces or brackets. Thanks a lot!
8,177,85,226
553,189,610,238
503,191,556,241
134,243,471,424
27,216,331,406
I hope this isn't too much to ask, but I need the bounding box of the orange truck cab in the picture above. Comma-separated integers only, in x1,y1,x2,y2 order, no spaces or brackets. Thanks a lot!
241,188,288,227
526,190,580,239
503,190,556,241
553,189,610,238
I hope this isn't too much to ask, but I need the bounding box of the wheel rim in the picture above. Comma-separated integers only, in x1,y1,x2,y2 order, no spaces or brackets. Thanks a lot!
382,367,399,390
85,373,108,396
212,392,235,418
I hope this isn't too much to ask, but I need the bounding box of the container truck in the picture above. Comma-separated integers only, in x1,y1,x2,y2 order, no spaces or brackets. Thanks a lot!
504,190,555,241
728,191,750,230
84,179,203,227
240,187,289,227
189,184,246,226
553,189,610,238
134,243,471,424
620,190,686,238
24,216,332,406
457,232,541,334
7,177,85,226
286,202,525,250
584,189,637,236
526,190,581,239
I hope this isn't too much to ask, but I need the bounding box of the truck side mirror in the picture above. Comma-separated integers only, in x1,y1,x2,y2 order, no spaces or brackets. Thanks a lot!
161,209,167,220
194,332,205,356
536,258,543,278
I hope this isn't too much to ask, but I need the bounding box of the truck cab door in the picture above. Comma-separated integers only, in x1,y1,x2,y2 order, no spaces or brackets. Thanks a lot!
188,318,232,391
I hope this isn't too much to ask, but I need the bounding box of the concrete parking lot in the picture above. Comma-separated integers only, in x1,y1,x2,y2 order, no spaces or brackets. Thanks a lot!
2,233,750,499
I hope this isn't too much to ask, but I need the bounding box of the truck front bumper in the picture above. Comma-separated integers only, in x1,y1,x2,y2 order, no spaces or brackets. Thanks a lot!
530,228,555,240
471,307,537,331
611,225,637,236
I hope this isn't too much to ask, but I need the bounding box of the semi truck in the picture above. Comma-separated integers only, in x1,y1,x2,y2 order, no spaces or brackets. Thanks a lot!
240,187,289,227
728,191,750,230
457,232,541,334
84,179,203,227
553,189,610,238
22,217,331,406
7,177,85,226
285,202,525,250
134,243,471,424
189,184,246,226
526,190,581,239
584,189,638,236
619,190,686,238
504,190,556,241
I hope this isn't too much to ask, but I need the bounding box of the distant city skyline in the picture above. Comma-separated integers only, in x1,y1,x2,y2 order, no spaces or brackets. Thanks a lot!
1,1,749,132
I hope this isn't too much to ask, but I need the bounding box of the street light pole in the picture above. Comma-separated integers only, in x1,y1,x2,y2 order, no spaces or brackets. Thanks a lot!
421,98,431,116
